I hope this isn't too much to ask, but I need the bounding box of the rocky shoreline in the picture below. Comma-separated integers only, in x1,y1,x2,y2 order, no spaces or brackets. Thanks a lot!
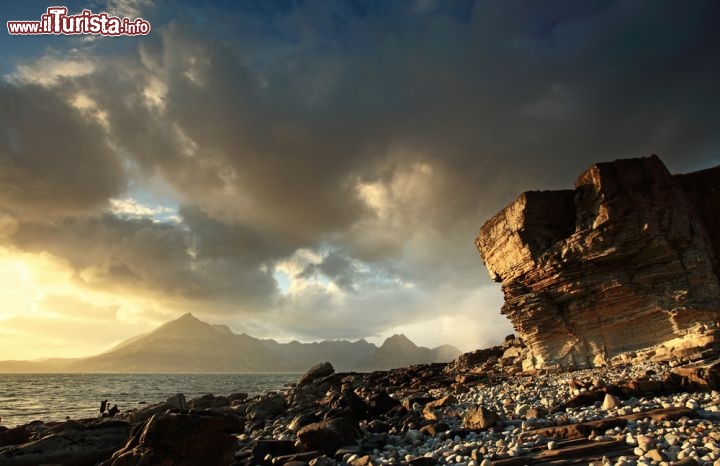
1,335,720,466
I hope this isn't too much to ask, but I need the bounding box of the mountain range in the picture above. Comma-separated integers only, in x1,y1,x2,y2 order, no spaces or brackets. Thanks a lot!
0,313,461,373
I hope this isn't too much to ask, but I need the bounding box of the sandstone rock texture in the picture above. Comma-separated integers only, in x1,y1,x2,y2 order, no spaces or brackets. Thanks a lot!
476,155,720,369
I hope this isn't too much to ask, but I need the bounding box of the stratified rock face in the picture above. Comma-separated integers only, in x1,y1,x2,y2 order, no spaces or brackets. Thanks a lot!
476,155,720,369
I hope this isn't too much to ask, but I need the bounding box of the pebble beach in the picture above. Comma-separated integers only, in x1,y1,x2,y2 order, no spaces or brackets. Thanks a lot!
234,360,720,466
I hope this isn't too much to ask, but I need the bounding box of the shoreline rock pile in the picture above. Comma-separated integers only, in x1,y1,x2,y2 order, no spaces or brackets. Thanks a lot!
1,340,720,466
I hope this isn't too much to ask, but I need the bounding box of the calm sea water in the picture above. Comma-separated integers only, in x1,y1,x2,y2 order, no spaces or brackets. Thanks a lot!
0,373,299,428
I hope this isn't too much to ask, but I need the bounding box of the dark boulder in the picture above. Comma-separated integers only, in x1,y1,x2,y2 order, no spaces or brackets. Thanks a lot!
0,419,130,466
297,362,335,388
462,406,500,430
296,417,361,456
246,393,287,421
100,411,244,466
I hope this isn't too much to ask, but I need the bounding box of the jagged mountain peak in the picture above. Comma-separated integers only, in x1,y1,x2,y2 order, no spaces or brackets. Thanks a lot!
380,334,418,349
143,312,224,340
7,314,460,373
211,324,234,336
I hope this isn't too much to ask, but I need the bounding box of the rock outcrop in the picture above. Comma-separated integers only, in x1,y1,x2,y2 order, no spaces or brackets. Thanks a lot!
476,155,720,369
100,411,244,466
0,419,130,466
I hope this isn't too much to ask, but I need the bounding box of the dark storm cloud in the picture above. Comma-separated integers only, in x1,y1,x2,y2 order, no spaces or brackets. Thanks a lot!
9,213,278,308
3,0,720,346
297,250,357,291
119,0,720,232
0,84,125,217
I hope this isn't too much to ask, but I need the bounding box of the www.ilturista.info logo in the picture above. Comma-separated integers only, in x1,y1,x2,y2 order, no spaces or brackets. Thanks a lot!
7,7,150,36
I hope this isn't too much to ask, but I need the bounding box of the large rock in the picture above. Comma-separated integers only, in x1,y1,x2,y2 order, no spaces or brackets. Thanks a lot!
672,358,720,390
246,393,287,421
187,394,228,410
0,419,130,466
364,391,400,417
0,425,31,448
288,363,341,411
476,155,720,369
166,393,188,410
298,362,335,387
296,417,361,455
462,406,500,429
128,401,172,425
100,411,244,466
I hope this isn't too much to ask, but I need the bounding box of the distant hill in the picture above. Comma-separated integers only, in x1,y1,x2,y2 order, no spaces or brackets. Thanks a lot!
0,313,461,373
0,358,76,373
261,338,378,371
65,313,293,373
362,334,460,370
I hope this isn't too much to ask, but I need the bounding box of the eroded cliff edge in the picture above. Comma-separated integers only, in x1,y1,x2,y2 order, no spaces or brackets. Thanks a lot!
476,155,720,370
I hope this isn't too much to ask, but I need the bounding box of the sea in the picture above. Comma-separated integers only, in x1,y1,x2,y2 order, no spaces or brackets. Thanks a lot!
0,373,299,428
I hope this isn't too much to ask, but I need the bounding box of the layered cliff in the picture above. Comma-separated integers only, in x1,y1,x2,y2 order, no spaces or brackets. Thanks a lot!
476,155,720,369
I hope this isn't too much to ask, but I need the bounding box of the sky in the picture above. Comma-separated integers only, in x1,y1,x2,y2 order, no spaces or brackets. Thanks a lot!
1,0,719,360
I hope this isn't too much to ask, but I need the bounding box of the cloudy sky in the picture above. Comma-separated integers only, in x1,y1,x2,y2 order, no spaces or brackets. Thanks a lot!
1,0,719,360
